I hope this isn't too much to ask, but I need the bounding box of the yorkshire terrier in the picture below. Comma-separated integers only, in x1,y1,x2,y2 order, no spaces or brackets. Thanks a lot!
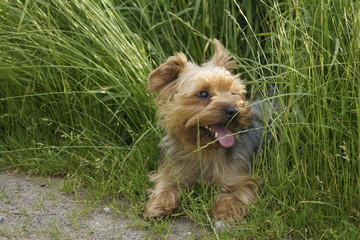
145,39,264,224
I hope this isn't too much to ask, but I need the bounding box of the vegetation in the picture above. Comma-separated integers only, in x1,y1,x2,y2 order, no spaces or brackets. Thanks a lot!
1,0,358,239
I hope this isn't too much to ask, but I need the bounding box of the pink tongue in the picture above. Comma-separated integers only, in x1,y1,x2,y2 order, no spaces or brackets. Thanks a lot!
210,125,234,148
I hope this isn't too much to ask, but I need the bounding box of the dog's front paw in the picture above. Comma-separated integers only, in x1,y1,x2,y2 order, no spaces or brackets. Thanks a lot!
144,207,172,219
144,192,179,219
213,193,249,222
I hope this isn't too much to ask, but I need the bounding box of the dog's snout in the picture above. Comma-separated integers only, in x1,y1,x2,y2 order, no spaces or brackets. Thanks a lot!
224,107,239,119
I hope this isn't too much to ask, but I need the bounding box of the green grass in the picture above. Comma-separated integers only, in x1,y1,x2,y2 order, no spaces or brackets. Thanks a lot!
1,0,359,239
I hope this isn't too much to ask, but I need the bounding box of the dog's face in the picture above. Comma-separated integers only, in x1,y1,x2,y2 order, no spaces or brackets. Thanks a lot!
148,40,252,150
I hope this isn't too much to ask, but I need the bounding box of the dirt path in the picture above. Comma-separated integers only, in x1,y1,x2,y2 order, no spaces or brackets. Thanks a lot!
0,171,201,240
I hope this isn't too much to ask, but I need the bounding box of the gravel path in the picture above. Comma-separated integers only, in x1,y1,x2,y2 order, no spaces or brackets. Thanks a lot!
0,172,201,240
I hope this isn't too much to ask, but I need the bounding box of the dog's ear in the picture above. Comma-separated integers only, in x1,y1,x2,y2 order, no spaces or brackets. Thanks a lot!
209,39,238,71
148,53,187,96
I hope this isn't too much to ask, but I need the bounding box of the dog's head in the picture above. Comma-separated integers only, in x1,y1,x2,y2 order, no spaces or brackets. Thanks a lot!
148,39,252,150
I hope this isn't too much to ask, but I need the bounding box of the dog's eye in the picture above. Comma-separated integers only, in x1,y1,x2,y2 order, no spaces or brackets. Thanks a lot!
198,91,210,99
231,92,237,95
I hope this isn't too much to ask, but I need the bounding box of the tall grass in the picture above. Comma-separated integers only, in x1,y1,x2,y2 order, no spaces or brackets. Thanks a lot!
1,0,359,239
0,0,156,202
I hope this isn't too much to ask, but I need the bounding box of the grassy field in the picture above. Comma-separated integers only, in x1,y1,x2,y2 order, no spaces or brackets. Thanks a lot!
1,0,359,239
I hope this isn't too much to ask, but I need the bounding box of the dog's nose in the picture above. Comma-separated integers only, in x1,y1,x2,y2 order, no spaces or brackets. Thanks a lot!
224,107,239,119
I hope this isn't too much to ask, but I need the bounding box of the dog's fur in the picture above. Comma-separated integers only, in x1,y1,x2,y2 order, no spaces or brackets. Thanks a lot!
145,39,264,222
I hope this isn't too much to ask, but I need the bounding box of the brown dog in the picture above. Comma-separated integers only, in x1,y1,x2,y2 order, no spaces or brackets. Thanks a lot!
145,39,264,224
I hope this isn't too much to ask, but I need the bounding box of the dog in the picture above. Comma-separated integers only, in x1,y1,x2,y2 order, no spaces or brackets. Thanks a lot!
145,39,264,224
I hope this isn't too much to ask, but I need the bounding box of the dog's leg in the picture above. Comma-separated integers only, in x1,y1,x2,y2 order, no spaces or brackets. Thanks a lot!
213,175,258,222
144,158,199,219
144,170,180,219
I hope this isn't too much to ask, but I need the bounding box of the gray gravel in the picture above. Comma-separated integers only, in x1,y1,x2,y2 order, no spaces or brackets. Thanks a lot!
0,171,202,240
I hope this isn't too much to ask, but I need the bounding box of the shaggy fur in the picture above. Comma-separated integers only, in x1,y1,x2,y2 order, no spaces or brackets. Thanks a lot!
145,39,264,223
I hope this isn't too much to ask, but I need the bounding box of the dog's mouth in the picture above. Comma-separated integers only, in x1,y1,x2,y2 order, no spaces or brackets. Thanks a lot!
202,125,235,148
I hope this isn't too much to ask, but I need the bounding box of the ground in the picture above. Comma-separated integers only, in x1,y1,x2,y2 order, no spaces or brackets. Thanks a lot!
0,171,200,240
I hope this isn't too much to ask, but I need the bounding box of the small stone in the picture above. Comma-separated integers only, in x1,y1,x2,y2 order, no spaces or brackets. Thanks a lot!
0,216,5,223
103,207,111,214
214,221,230,230
40,183,46,187
13,210,22,215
